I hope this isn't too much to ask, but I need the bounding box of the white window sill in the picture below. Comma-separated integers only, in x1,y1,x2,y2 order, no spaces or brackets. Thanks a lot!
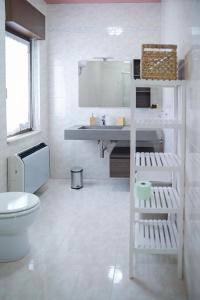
7,130,41,144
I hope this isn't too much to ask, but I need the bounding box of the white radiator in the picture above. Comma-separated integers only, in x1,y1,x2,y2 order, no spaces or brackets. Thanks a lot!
8,143,50,193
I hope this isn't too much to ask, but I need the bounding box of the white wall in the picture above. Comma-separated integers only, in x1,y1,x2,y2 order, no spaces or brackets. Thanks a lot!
0,0,48,192
47,3,161,179
161,1,200,299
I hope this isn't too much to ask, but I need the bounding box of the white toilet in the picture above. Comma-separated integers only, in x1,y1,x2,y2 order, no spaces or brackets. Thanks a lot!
0,192,40,262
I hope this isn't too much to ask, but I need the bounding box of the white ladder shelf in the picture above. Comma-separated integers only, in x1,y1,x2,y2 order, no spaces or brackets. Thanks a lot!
129,79,185,279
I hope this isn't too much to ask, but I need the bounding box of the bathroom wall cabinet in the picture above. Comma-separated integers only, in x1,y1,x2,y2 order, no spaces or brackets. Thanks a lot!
129,80,185,279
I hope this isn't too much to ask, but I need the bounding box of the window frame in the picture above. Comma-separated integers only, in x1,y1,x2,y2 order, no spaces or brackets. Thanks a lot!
5,31,33,138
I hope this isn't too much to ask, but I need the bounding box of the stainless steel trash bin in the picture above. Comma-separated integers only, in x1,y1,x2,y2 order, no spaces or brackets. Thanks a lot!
71,167,83,189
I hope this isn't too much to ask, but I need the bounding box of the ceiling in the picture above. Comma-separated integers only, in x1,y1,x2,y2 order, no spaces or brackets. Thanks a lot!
45,0,160,4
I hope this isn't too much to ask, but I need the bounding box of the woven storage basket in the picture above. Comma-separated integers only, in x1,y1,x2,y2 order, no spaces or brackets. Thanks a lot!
141,44,177,80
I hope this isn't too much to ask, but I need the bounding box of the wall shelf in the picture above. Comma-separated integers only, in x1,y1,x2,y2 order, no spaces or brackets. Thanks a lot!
135,119,182,129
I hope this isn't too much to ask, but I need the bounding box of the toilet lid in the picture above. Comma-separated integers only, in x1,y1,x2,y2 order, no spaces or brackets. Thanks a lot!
0,193,40,214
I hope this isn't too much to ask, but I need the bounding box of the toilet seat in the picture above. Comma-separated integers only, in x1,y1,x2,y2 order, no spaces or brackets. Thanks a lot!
0,203,40,219
0,193,40,216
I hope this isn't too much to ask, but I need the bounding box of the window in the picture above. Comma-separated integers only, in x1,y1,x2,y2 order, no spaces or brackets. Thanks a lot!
6,32,32,137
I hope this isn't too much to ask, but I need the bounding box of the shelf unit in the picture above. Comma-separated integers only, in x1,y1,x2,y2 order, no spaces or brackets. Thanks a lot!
129,79,185,279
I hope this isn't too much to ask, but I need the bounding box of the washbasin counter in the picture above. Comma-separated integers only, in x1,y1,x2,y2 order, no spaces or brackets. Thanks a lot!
64,126,164,143
64,125,130,141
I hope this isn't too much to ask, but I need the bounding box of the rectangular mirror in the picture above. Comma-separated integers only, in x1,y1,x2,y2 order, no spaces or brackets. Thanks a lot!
79,60,131,107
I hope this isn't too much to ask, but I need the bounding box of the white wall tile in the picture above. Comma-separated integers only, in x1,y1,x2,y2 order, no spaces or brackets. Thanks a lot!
47,3,161,179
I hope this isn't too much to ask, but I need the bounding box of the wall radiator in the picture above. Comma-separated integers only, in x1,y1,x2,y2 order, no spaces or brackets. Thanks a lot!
8,143,50,193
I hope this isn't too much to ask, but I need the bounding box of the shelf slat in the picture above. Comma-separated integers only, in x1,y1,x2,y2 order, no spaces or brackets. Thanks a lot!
135,119,182,129
134,220,178,254
135,187,179,213
135,152,180,170
134,79,183,87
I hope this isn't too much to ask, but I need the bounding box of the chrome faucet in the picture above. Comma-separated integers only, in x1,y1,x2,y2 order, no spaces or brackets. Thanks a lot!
101,115,106,126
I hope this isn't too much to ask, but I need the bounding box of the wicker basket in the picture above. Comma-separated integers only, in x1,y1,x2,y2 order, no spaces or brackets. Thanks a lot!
141,44,177,80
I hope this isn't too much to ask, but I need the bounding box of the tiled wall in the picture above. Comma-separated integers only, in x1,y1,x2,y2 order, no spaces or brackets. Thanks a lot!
161,0,200,299
47,3,161,179
0,0,48,192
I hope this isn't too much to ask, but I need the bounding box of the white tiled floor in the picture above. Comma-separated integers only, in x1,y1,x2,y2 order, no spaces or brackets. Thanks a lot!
0,179,187,300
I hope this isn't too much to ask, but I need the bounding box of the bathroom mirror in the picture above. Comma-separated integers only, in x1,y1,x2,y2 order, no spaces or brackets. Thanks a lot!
78,60,131,107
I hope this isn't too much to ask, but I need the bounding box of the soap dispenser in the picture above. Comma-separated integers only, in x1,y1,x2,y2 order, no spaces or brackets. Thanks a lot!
90,113,97,126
